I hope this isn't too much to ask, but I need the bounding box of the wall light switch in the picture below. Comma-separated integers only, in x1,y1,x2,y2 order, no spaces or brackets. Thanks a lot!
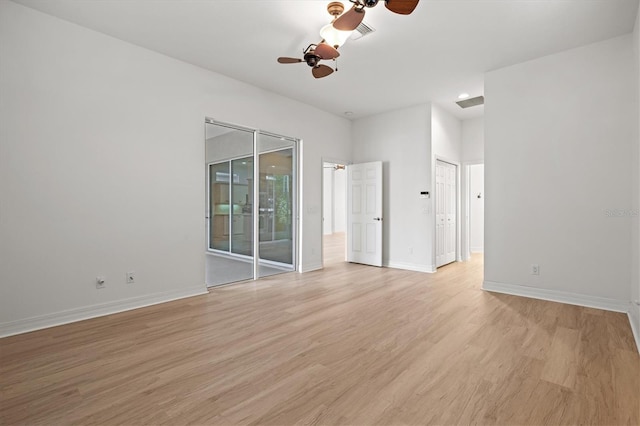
531,264,540,275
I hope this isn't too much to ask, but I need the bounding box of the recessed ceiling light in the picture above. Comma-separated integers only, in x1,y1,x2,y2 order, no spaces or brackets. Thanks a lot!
458,93,470,100
344,111,354,116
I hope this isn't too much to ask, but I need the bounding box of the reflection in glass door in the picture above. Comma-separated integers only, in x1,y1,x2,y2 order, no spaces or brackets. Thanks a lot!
258,143,295,273
230,157,253,257
205,124,254,286
209,161,230,252
205,120,297,287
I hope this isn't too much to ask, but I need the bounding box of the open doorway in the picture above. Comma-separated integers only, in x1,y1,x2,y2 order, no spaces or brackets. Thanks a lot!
322,161,347,265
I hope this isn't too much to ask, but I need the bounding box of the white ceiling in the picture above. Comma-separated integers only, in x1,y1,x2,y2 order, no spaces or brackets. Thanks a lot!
13,0,639,121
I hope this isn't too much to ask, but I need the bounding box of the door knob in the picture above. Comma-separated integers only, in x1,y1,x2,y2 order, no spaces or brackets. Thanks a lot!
373,217,382,221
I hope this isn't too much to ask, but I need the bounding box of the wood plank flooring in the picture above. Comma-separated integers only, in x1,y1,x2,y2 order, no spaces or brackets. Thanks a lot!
1,253,638,425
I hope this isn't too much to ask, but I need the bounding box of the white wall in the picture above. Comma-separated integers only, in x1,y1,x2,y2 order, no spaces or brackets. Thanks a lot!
462,118,485,163
469,164,485,253
631,8,640,350
0,1,352,336
323,166,333,235
322,165,346,235
352,104,433,272
333,168,346,233
484,35,635,311
432,104,462,163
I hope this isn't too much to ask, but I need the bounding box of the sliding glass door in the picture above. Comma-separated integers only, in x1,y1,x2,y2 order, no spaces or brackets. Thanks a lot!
206,125,254,285
205,120,297,286
257,134,296,277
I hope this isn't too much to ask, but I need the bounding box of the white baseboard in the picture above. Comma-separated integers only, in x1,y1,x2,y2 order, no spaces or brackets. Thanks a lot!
386,261,436,274
482,280,629,313
0,286,208,338
470,248,484,253
300,261,323,273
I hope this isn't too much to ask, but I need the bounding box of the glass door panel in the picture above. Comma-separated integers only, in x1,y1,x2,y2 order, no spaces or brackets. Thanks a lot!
205,123,254,286
230,156,253,256
258,133,296,277
209,161,230,251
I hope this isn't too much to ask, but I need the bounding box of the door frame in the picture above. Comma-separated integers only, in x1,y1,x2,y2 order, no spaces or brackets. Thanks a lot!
321,157,350,268
432,156,461,269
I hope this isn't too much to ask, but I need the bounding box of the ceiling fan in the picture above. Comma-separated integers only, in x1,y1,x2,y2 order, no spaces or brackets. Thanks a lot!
277,42,340,79
277,2,346,79
277,0,419,78
334,0,420,31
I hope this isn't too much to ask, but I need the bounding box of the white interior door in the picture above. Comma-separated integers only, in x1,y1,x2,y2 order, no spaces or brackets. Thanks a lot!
436,160,457,267
347,161,383,267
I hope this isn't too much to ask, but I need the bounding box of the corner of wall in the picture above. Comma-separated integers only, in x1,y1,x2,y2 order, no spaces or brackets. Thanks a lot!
631,4,640,354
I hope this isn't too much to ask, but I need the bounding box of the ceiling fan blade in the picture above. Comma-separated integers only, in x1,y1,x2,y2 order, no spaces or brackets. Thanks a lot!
385,0,419,15
315,43,340,60
277,57,304,64
333,5,365,31
312,64,334,79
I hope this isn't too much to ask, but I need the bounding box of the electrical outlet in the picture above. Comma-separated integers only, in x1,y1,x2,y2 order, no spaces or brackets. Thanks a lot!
96,276,106,289
531,264,540,275
126,271,135,284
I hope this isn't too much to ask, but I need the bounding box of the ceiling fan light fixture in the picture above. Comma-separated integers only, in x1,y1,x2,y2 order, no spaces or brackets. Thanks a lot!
320,23,352,48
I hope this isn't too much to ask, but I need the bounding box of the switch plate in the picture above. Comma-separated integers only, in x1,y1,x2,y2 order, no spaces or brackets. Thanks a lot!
531,264,540,275
126,271,135,284
96,276,106,289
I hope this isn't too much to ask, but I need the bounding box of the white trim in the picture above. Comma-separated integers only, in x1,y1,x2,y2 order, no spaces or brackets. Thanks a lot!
299,261,323,273
0,286,208,338
386,261,436,274
628,308,640,354
470,247,484,253
482,280,629,313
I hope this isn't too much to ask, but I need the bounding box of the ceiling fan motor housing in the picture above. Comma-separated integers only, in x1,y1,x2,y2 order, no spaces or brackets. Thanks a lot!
327,2,345,16
363,0,380,7
304,51,320,67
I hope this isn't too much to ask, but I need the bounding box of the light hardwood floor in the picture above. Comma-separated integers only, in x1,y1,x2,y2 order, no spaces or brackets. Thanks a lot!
323,232,346,265
1,253,638,425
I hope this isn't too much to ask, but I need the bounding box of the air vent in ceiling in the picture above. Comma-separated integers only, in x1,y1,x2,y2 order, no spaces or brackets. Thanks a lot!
456,96,484,109
350,21,376,40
